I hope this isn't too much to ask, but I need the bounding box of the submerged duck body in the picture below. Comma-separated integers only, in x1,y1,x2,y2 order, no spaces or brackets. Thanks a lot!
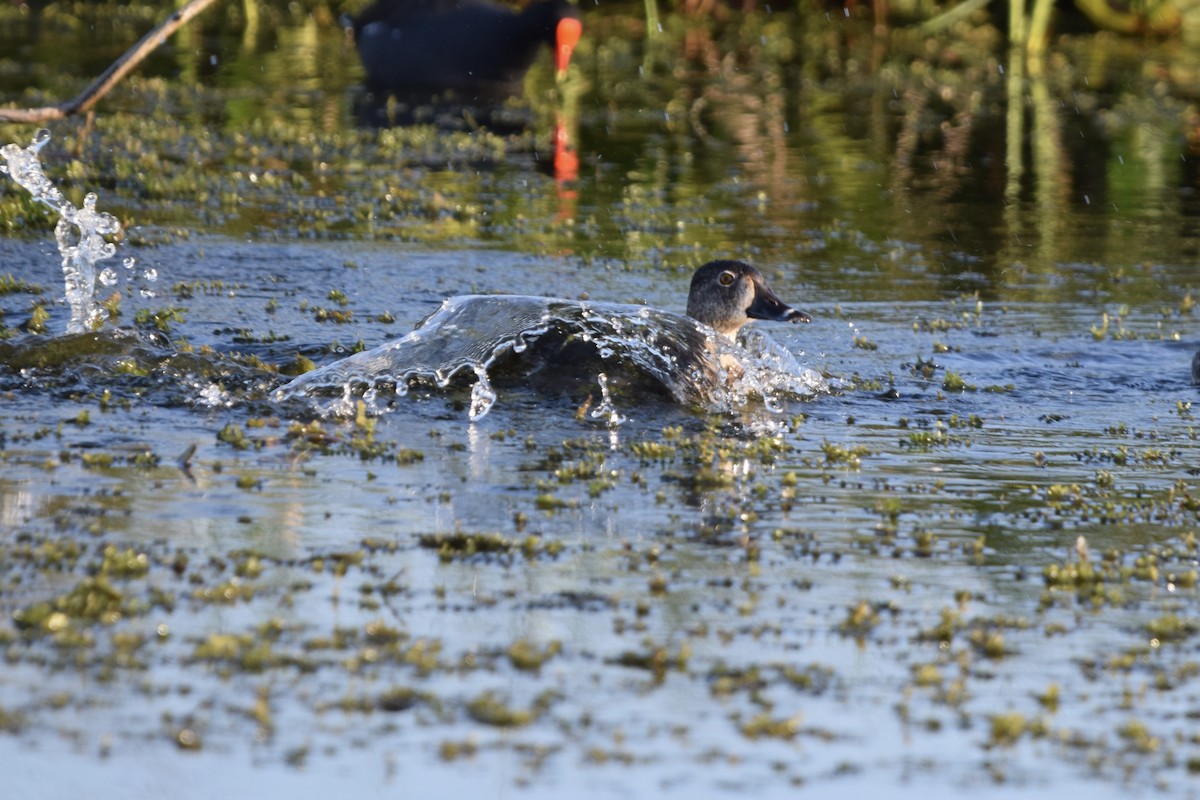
350,0,582,97
279,260,815,419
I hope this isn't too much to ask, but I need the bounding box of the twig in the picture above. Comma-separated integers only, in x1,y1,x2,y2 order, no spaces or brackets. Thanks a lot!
0,0,222,124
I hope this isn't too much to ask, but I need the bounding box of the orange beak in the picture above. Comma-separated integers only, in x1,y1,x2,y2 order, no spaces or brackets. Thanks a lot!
555,17,582,74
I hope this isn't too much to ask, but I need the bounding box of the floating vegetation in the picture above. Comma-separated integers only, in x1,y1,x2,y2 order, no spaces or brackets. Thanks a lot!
417,532,564,562
0,274,43,296
739,712,802,740
465,690,556,728
508,639,562,672
941,370,975,392
838,600,882,638
610,643,691,682
988,713,1027,747
821,440,871,467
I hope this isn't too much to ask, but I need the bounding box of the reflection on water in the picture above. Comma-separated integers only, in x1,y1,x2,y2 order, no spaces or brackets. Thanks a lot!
1,2,1195,280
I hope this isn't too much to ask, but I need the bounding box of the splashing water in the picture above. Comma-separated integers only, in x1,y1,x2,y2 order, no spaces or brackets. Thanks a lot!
590,373,627,428
1,129,123,333
468,365,498,420
276,294,826,421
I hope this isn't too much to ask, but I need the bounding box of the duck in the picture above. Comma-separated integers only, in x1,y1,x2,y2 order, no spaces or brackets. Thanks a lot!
496,259,811,404
349,0,583,98
686,260,811,339
278,259,813,417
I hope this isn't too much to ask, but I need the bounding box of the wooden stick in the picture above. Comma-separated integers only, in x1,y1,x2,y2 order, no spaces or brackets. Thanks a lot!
0,0,222,124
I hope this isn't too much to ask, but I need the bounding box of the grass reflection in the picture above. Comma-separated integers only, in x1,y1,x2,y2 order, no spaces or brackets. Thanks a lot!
0,3,1196,302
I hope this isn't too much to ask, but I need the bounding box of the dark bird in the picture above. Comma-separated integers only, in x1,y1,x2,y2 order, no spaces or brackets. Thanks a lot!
349,0,582,99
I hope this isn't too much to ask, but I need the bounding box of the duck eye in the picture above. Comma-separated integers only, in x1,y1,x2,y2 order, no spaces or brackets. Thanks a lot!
718,271,736,287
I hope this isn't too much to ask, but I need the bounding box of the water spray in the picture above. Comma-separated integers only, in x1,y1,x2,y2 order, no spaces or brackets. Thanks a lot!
0,129,136,334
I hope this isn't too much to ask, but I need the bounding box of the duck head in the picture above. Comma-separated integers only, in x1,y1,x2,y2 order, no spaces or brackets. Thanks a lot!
686,260,811,340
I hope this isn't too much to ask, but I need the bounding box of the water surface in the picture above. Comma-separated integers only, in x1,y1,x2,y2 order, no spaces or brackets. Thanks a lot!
2,4,1200,798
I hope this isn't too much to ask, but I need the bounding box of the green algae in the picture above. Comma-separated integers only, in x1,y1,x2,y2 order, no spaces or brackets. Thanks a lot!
941,370,975,392
12,572,160,634
418,531,564,562
988,713,1027,747
465,690,555,728
610,643,690,682
739,712,802,740
0,274,43,296
217,422,251,450
838,600,882,638
133,306,185,333
508,639,562,672
1146,614,1200,643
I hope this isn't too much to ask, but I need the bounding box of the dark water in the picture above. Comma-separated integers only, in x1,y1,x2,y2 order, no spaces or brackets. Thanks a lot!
2,4,1200,798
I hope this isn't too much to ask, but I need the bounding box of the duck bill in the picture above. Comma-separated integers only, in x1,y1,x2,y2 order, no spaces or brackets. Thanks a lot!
555,18,582,74
747,285,811,325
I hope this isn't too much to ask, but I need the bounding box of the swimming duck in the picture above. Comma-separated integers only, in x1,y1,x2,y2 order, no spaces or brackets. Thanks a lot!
686,260,811,339
278,259,814,418
498,259,811,403
349,0,582,98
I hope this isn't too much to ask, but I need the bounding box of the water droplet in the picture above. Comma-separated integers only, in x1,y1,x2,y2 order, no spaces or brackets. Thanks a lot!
197,383,229,408
589,373,626,427
123,256,136,270
142,268,157,282
2,135,126,334
98,268,117,286
468,367,497,420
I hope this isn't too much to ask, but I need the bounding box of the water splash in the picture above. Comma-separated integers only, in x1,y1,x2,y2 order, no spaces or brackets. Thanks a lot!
0,328,279,410
1,129,123,334
590,373,627,427
276,294,826,421
468,365,498,420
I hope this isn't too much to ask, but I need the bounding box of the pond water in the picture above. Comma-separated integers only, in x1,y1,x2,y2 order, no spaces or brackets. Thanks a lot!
2,3,1200,798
